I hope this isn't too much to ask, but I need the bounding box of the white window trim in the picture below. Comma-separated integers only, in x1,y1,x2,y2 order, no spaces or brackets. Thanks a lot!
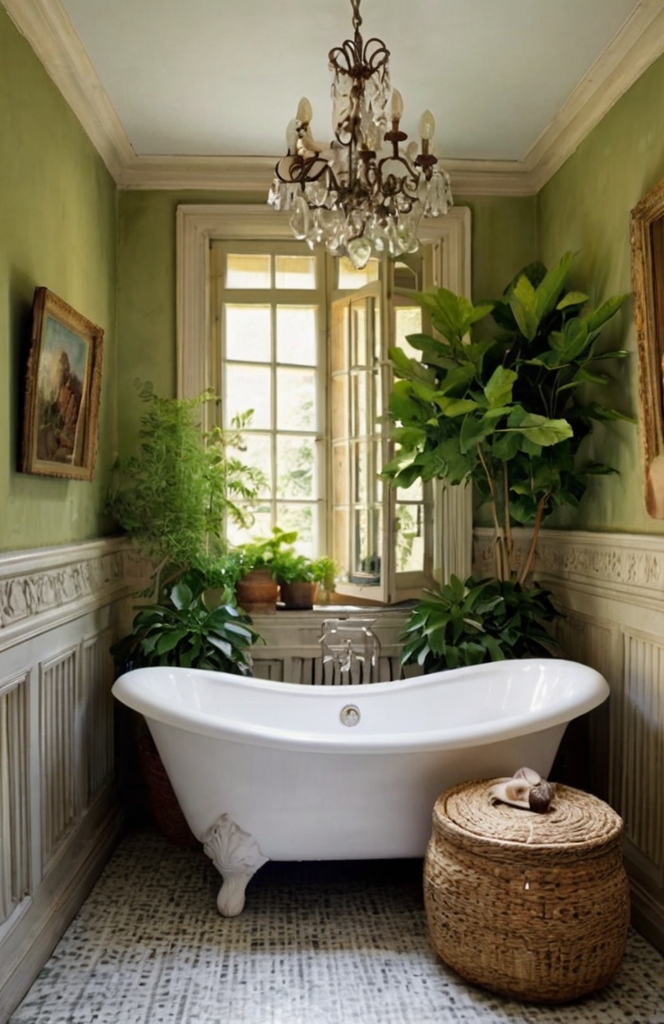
176,203,474,584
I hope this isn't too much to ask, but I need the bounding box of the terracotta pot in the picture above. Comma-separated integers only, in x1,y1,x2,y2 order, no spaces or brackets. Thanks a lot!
236,568,279,614
279,580,318,610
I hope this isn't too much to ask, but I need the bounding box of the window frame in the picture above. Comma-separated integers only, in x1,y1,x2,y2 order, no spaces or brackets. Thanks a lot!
176,203,474,600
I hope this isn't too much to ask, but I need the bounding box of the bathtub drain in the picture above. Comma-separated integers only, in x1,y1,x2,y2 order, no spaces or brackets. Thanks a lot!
340,704,360,727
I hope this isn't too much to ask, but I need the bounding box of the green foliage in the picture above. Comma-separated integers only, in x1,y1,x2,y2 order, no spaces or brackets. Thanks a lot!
272,551,337,586
237,528,337,588
237,526,299,576
111,574,262,674
384,253,632,583
107,381,265,581
399,575,560,673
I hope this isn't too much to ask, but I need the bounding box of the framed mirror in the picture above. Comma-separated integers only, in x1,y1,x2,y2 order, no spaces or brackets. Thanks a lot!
631,177,664,517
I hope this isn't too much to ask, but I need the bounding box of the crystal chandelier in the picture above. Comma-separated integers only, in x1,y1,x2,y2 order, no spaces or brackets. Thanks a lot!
267,0,453,269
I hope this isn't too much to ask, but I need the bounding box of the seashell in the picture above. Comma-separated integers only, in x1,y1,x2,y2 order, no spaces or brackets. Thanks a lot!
489,780,532,809
512,767,542,786
528,781,556,814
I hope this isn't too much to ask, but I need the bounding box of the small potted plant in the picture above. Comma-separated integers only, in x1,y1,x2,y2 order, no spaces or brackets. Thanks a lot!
272,551,337,610
235,527,298,614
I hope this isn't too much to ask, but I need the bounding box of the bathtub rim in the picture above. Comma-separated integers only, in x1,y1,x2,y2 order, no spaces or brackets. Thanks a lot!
112,658,609,756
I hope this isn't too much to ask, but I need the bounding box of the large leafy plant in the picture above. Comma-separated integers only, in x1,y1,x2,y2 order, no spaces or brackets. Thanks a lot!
384,253,631,669
384,252,631,583
399,575,560,673
111,577,261,674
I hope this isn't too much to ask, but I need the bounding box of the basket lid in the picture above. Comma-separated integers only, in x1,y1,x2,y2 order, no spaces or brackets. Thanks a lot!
434,779,623,854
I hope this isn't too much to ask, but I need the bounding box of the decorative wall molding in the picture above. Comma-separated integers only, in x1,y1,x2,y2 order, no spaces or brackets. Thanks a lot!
0,538,133,1022
4,0,664,197
474,526,664,604
0,537,140,649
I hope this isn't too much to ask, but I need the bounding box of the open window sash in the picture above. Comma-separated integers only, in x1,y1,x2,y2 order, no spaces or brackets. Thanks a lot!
330,278,434,605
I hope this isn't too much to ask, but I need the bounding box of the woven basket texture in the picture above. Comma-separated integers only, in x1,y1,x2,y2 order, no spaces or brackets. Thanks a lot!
137,738,198,848
424,779,630,1004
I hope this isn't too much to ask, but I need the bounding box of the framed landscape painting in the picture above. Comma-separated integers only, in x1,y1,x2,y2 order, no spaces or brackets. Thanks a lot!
21,287,104,481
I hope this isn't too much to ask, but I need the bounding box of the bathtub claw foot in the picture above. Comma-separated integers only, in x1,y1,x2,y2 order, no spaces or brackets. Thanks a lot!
203,813,268,917
216,871,254,917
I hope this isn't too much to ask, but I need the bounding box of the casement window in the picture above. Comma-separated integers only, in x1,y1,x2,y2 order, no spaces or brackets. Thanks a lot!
177,205,472,605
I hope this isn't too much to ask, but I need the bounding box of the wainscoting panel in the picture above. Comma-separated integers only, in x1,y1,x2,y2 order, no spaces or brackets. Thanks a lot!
40,647,79,871
0,673,30,936
82,631,115,808
0,539,135,1024
621,630,664,881
475,526,664,952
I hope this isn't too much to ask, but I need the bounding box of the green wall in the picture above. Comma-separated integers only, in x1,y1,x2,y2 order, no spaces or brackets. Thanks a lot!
461,194,538,305
538,50,664,534
0,7,117,551
116,190,537,454
117,190,257,452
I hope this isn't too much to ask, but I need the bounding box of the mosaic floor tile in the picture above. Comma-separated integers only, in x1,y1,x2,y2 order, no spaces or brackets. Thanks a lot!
10,829,664,1024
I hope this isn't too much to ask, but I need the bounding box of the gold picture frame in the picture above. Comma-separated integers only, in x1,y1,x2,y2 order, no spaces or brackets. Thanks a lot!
631,177,664,517
21,287,104,481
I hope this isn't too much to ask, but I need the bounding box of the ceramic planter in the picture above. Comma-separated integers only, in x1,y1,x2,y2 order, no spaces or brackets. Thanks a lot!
236,569,279,614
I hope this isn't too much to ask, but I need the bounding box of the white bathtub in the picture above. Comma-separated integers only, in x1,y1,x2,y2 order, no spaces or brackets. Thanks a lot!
112,659,608,915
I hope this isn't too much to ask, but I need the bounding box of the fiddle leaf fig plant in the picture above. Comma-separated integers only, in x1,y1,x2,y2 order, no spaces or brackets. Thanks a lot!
384,252,632,670
384,252,631,584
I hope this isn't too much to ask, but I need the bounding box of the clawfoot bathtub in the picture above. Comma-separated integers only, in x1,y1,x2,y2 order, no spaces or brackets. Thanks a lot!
112,659,608,916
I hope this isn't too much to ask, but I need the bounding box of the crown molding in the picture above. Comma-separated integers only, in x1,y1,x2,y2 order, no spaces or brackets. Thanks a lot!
4,0,664,197
523,0,664,192
2,0,134,181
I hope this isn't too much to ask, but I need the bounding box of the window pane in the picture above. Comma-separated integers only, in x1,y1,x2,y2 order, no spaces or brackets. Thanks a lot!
225,254,271,288
351,373,368,437
277,435,315,499
397,479,423,502
276,306,317,365
353,508,381,584
234,433,272,497
396,503,424,573
353,441,368,504
224,365,272,430
395,306,423,360
225,305,271,362
277,368,316,430
351,303,367,366
331,375,347,439
330,305,348,372
277,504,314,555
332,443,349,505
227,506,271,547
275,255,316,289
333,510,350,582
337,257,379,289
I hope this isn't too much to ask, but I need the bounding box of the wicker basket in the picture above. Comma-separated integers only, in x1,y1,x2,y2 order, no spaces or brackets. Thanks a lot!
137,737,198,848
424,779,630,1003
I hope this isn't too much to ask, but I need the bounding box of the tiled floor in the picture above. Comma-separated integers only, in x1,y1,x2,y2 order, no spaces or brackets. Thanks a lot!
10,829,664,1024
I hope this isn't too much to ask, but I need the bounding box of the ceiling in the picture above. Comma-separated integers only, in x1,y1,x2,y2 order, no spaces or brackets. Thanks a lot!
5,0,664,192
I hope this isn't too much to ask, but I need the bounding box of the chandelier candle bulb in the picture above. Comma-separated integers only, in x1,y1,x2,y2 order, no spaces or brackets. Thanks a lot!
419,109,436,143
296,97,312,126
391,89,404,122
